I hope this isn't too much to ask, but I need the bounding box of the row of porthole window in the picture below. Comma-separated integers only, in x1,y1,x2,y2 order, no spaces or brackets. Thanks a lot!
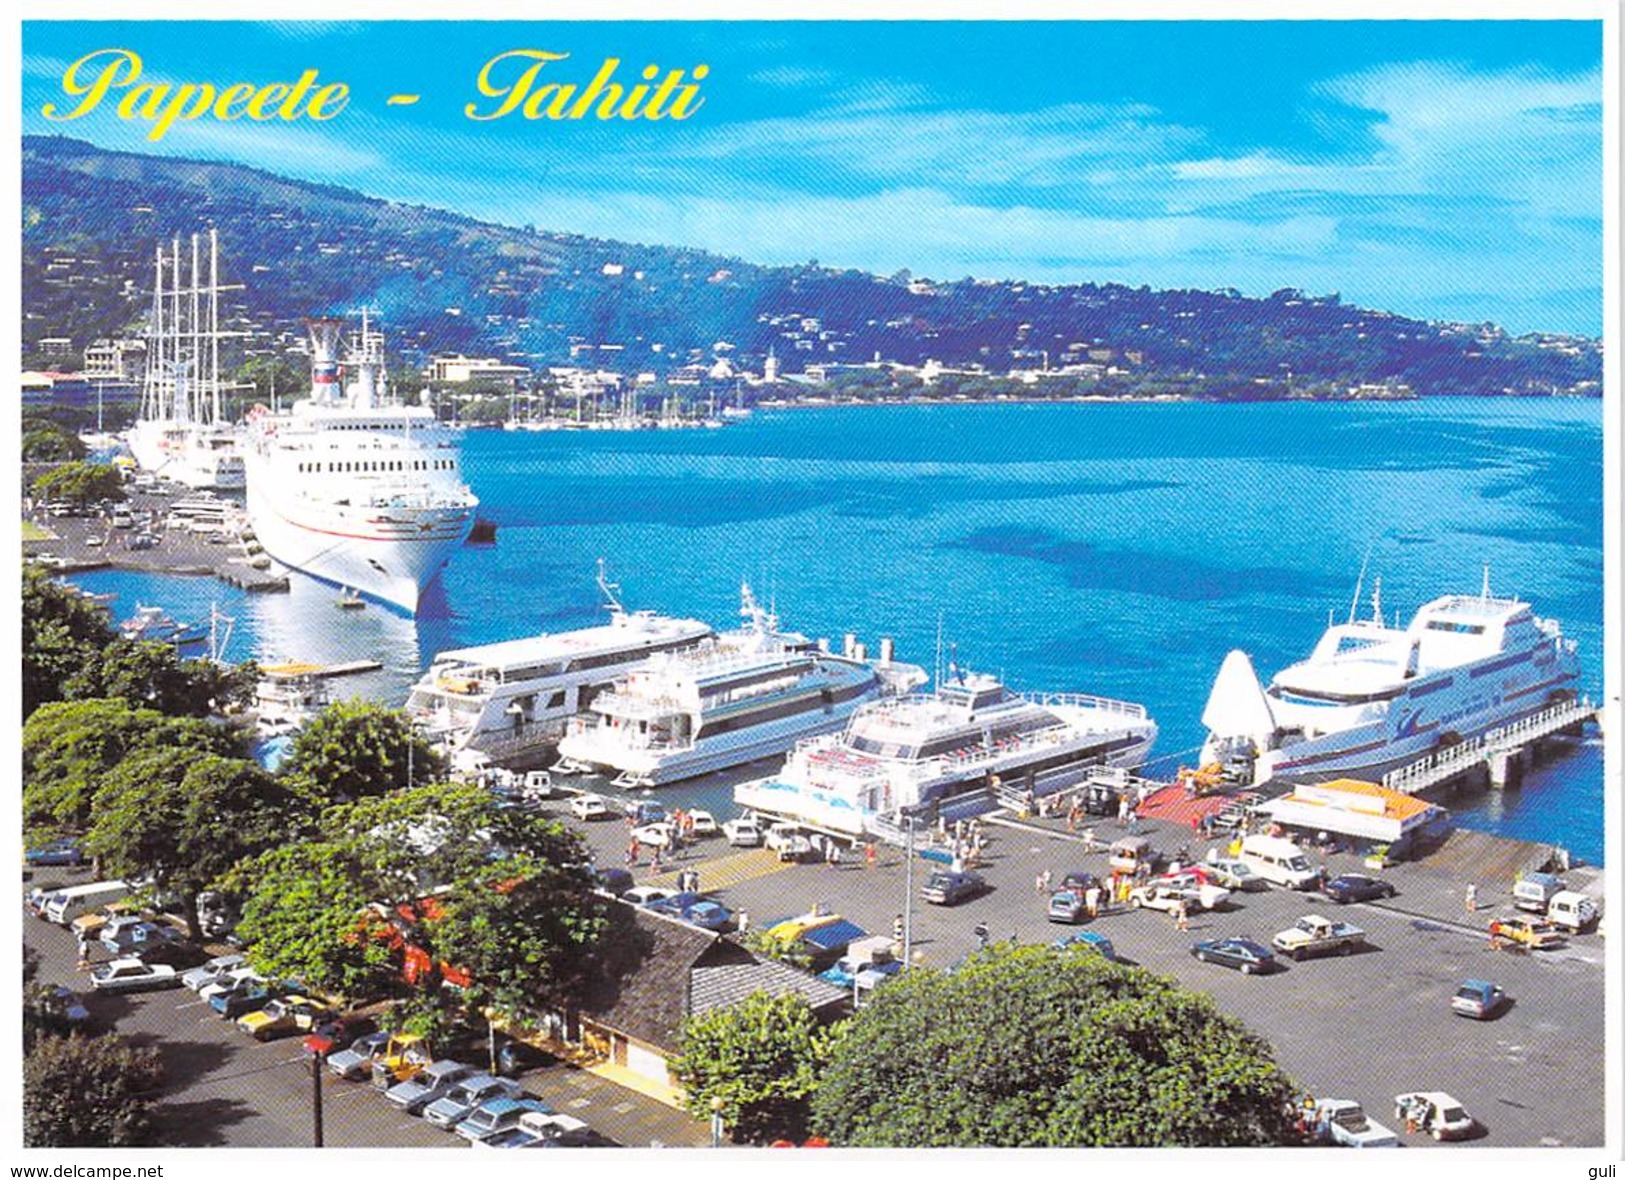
295,459,457,474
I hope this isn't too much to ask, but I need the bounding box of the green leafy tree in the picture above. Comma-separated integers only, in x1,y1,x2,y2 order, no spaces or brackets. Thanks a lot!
63,638,259,718
232,782,601,1008
31,461,124,508
23,1034,164,1147
24,700,243,835
810,944,1301,1147
280,699,444,805
22,422,86,462
22,564,114,718
673,991,834,1144
87,749,299,939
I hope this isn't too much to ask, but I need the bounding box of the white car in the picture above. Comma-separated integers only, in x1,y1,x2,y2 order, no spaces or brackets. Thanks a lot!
622,886,672,907
181,953,248,992
1204,857,1267,892
1314,1099,1399,1147
1130,882,1230,913
766,823,812,860
1394,1091,1476,1141
632,822,677,848
568,793,610,821
90,958,180,993
687,809,719,837
723,815,764,847
198,967,262,1002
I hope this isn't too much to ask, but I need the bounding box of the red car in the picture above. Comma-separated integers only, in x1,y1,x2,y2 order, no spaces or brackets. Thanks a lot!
304,1015,377,1059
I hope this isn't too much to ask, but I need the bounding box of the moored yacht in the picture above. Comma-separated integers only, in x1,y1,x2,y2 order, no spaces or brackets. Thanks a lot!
554,584,921,787
404,566,714,770
734,668,1157,837
1199,573,1584,787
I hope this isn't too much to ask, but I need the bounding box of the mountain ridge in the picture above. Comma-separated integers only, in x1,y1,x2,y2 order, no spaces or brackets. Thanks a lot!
21,135,1601,398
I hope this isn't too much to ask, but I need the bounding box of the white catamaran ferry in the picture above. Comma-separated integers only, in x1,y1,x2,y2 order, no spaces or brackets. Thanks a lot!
553,584,922,787
240,315,477,613
734,668,1157,838
1199,573,1583,787
405,567,714,769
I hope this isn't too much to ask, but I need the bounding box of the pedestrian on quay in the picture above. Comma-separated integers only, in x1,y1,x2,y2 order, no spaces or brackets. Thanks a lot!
1085,884,1101,919
893,914,905,953
1464,883,1478,913
1067,798,1081,832
736,910,749,937
626,838,640,867
1117,797,1130,826
1082,825,1096,852
864,842,877,869
75,935,92,971
826,841,841,869
650,846,663,873
1174,899,1190,932
974,921,989,951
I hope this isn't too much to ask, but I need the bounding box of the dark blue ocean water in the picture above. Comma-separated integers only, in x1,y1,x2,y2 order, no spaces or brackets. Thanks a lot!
69,398,1606,863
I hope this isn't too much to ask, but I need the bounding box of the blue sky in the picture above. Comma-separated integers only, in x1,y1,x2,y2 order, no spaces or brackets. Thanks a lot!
22,20,1605,335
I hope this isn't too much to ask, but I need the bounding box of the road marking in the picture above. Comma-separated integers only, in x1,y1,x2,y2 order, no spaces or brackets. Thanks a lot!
176,999,208,1008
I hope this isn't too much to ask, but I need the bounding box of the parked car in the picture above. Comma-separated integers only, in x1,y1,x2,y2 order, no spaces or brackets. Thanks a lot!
625,801,666,826
687,809,719,836
198,968,262,1003
1492,915,1566,951
922,870,986,906
1132,879,1231,912
1052,929,1117,960
1511,871,1565,913
1189,937,1276,975
90,958,181,993
766,823,813,861
39,984,93,1028
456,1097,556,1143
1450,980,1509,1020
1204,857,1267,893
304,1015,377,1060
1394,1091,1476,1141
1313,1098,1399,1148
1059,870,1099,895
24,839,86,867
1321,873,1397,905
1271,914,1368,960
101,919,184,955
631,822,677,848
212,980,298,1020
680,899,734,932
1047,890,1089,924
327,1031,394,1080
237,995,334,1041
385,1060,478,1116
622,886,672,907
181,953,248,993
371,1034,435,1088
1546,890,1598,933
569,793,611,821
423,1073,524,1128
723,815,765,846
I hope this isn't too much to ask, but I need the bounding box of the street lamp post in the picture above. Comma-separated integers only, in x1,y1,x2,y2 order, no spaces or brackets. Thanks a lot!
710,1096,725,1148
902,814,916,969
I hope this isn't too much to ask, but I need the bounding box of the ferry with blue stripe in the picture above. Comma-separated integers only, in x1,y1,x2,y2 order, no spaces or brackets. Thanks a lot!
1200,572,1582,788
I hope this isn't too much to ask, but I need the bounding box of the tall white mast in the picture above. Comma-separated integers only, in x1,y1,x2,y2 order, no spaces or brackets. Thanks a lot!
209,228,221,425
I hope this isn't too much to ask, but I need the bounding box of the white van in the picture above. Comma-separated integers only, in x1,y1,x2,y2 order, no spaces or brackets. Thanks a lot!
1512,872,1565,913
1239,835,1322,890
1546,890,1597,933
42,880,134,926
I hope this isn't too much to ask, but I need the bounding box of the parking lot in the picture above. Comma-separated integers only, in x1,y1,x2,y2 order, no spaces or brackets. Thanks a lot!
27,792,1606,1151
557,788,1607,1149
22,868,709,1149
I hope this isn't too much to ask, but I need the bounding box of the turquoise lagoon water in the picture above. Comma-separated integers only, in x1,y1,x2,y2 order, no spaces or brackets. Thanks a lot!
70,398,1607,863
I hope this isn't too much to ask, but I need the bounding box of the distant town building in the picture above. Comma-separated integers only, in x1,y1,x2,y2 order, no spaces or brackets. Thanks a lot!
36,337,74,358
425,354,531,389
83,338,147,382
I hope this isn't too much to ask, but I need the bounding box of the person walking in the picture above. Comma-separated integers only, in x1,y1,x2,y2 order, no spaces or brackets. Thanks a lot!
1082,825,1096,852
736,910,749,937
1174,899,1190,932
1085,883,1101,919
1464,883,1478,913
864,842,877,869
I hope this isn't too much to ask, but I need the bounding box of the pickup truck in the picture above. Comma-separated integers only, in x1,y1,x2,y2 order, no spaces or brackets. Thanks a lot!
1312,1098,1399,1148
1271,914,1368,960
765,823,813,862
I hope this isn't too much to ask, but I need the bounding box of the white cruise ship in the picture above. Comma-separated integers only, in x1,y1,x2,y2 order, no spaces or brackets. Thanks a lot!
126,230,245,490
734,669,1157,837
554,584,913,787
241,316,477,614
405,567,714,769
1199,575,1583,787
